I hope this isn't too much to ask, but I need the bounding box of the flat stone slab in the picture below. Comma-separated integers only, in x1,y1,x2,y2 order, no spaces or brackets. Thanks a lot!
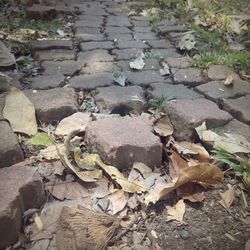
149,83,202,100
112,48,142,60
158,24,187,34
147,39,172,48
195,80,250,103
0,121,24,168
74,20,103,28
24,88,77,124
78,50,115,64
26,4,56,19
105,26,132,34
104,32,133,41
133,32,157,41
134,26,152,33
75,33,104,42
82,62,113,74
93,85,146,114
165,56,191,69
116,40,149,49
30,74,65,89
213,119,250,141
41,60,82,76
69,73,113,90
80,41,113,51
32,40,73,51
207,65,239,80
34,49,75,61
85,117,162,169
129,71,167,86
173,68,207,86
0,162,45,248
222,95,250,124
164,99,233,140
131,20,150,27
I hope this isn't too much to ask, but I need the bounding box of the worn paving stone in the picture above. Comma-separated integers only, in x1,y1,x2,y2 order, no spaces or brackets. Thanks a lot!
207,65,240,80
0,162,45,249
131,16,150,21
78,49,115,64
0,94,5,120
173,68,207,86
222,95,250,124
32,40,73,51
195,80,250,103
41,60,82,76
164,99,233,140
105,26,132,34
0,121,24,168
106,20,131,27
24,88,77,124
168,32,184,41
80,41,113,51
149,83,202,100
116,59,160,72
104,32,133,41
151,48,180,58
78,15,104,22
116,40,149,49
30,74,65,89
129,71,167,86
75,33,104,42
213,119,250,141
158,24,187,34
34,49,75,61
26,4,56,19
85,116,162,169
131,20,150,27
165,56,191,69
112,48,143,60
93,85,146,114
82,62,113,74
74,20,103,28
147,39,172,49
134,32,157,41
133,26,152,33
75,27,101,35
69,73,113,90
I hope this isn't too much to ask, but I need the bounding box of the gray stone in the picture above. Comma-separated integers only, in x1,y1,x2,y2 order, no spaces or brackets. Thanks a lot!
0,162,45,249
131,20,150,27
158,24,187,34
213,119,250,141
94,85,145,114
75,33,104,42
151,48,180,58
34,49,75,61
133,26,152,33
144,59,161,71
207,65,239,80
26,4,56,19
222,96,250,124
41,60,82,76
173,68,207,86
133,32,157,41
112,49,143,60
78,15,104,22
30,74,65,89
149,83,202,100
105,26,131,34
69,73,113,90
24,88,77,124
166,56,191,69
106,19,131,27
32,40,73,51
74,20,102,28
164,99,233,140
179,230,189,240
0,94,5,120
147,39,172,48
129,71,166,86
0,121,24,168
85,117,162,169
116,40,149,49
80,41,113,51
131,16,150,21
75,27,101,35
195,80,250,103
82,62,113,74
104,32,133,41
168,32,184,41
78,50,115,64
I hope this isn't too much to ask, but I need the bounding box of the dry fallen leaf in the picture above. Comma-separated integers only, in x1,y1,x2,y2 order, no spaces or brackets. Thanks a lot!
169,151,188,178
38,144,66,161
154,116,174,137
34,213,43,231
224,75,234,86
145,163,224,205
166,199,185,222
219,184,235,209
108,190,128,215
177,182,205,202
3,87,38,135
159,61,170,76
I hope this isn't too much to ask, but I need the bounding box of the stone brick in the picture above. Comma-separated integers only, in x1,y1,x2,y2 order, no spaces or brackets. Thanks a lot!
93,85,146,114
195,80,250,103
166,56,191,69
222,96,250,124
82,62,113,74
0,162,45,248
104,32,133,41
30,74,65,89
74,20,102,28
131,20,150,27
41,60,82,76
149,83,202,100
129,71,166,86
34,49,75,61
75,27,101,35
76,33,104,42
0,121,24,168
85,117,162,169
112,48,142,60
151,48,180,58
26,4,56,19
173,68,207,86
213,119,250,141
133,26,152,33
144,59,161,71
116,40,149,49
207,65,239,80
80,41,113,51
158,24,187,34
24,88,77,124
164,99,233,140
106,19,131,27
147,39,172,49
78,15,104,22
69,73,113,90
32,40,73,51
0,94,5,120
133,32,157,41
78,50,115,64
105,26,131,34
131,16,150,21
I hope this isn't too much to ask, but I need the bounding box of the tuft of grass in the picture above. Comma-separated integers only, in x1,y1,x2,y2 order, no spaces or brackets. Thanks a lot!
149,95,174,110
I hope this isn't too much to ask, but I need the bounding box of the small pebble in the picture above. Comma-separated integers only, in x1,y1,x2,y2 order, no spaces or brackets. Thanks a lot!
179,230,189,240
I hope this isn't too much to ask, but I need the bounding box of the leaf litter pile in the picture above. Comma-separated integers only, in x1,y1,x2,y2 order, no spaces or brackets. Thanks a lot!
2,85,250,249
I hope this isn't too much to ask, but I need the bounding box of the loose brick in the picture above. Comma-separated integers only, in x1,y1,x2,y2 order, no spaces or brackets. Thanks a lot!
129,71,167,86
116,40,149,49
30,74,65,89
34,49,75,62
78,50,115,64
80,41,113,51
207,65,240,81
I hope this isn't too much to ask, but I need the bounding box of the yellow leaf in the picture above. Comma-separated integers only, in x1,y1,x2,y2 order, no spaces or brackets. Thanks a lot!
34,213,43,231
166,199,186,222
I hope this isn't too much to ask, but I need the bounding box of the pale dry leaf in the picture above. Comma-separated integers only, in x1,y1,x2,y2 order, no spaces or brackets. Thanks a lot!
169,151,188,179
224,75,234,86
34,213,43,231
219,184,235,209
3,87,37,135
0,41,16,67
108,190,128,215
166,199,185,222
159,62,170,76
129,53,145,70
151,230,158,239
38,144,66,160
154,116,174,137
